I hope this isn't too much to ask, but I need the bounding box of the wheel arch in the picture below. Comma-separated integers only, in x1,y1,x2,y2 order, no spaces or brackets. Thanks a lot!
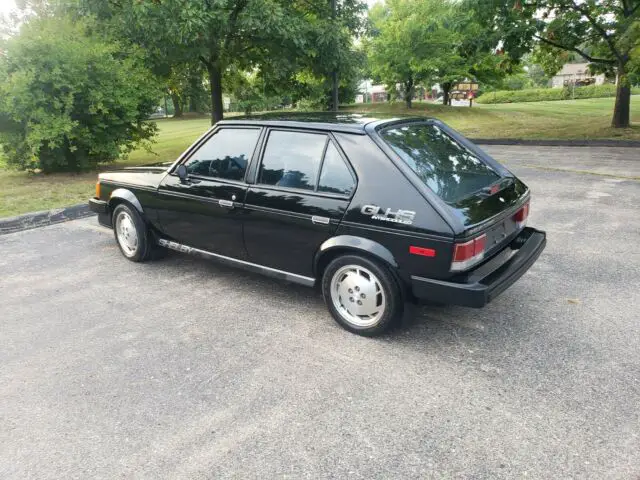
315,235,399,278
108,188,144,214
315,235,409,304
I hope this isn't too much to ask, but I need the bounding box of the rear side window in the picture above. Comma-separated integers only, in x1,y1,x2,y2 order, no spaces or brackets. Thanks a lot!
258,131,327,191
184,128,260,181
380,123,500,202
318,142,355,195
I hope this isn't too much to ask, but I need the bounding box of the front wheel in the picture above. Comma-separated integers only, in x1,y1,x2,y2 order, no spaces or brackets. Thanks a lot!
322,254,404,336
112,203,158,262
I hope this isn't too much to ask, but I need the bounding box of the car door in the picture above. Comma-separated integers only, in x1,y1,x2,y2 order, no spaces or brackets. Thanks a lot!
155,127,262,259
243,129,357,277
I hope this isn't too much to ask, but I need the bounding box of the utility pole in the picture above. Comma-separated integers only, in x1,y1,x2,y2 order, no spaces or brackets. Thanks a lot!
331,0,339,112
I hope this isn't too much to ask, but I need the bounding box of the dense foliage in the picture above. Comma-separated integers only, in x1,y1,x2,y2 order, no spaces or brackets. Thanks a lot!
366,0,508,107
477,84,640,104
0,17,160,172
471,0,640,127
75,0,366,124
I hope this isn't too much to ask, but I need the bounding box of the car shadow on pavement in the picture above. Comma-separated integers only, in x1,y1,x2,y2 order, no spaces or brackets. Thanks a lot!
119,246,574,399
156,249,514,346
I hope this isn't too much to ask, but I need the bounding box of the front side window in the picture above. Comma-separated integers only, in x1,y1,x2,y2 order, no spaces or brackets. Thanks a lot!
380,123,500,203
258,131,327,191
183,128,260,181
318,142,355,195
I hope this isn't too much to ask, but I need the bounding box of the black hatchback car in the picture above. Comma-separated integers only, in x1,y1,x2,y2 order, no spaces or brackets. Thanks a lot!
89,113,546,336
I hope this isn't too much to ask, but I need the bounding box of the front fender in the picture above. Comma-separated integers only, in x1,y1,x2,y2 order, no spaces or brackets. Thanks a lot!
315,235,398,276
109,188,144,213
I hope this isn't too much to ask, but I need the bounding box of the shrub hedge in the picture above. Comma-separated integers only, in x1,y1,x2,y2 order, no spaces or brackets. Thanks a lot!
476,84,640,104
0,17,160,172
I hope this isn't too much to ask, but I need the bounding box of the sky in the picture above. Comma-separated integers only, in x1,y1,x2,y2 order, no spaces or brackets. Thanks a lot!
0,0,16,15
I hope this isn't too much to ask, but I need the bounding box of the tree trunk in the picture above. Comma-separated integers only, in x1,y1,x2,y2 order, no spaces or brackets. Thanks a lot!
189,96,198,113
442,82,451,106
331,71,339,111
611,61,631,128
207,64,224,125
405,78,414,109
330,0,338,112
171,92,183,118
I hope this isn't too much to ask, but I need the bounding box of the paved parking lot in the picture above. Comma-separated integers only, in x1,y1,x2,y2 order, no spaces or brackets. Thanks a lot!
1,146,639,479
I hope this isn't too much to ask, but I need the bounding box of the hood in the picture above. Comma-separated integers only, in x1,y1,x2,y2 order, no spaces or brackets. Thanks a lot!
99,162,171,189
122,160,174,171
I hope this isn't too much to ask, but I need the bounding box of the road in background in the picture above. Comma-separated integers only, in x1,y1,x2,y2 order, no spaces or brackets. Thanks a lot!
1,146,639,479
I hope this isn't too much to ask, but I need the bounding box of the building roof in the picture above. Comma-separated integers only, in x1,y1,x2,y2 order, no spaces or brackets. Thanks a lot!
555,63,590,76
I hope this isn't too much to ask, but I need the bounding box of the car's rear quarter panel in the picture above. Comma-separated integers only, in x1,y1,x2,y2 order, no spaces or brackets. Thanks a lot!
334,132,456,282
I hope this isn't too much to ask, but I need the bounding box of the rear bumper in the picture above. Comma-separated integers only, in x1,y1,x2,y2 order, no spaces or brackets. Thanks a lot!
88,198,111,227
411,227,546,308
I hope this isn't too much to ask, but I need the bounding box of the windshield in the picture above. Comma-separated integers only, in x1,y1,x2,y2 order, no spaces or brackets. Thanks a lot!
379,123,501,203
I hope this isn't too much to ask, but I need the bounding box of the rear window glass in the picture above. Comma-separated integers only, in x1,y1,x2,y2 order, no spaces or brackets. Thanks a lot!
380,123,500,202
318,142,355,196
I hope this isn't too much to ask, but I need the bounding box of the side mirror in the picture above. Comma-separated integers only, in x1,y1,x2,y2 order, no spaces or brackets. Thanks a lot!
176,164,188,183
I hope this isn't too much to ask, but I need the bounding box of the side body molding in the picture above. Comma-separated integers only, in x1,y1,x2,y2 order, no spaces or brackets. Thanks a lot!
316,235,398,274
109,188,144,213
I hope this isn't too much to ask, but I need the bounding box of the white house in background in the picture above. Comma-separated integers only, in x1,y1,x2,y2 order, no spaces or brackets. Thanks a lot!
551,63,607,88
357,80,390,103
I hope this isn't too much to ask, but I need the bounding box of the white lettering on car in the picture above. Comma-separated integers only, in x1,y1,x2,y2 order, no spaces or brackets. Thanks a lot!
360,205,416,225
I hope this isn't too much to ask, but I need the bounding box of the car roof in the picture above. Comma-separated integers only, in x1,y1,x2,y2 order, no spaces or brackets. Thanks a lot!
217,112,433,134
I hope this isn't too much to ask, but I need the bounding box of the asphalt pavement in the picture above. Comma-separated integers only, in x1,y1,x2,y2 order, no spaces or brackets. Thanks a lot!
1,146,639,479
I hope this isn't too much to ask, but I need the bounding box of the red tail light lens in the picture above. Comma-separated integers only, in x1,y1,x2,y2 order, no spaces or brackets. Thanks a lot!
514,202,530,228
451,234,487,272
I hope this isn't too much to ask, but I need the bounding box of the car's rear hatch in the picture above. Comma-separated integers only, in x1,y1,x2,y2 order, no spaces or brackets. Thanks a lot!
450,177,530,257
377,120,530,269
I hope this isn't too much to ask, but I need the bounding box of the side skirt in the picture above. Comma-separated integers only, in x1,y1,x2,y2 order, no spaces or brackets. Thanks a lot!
157,238,316,287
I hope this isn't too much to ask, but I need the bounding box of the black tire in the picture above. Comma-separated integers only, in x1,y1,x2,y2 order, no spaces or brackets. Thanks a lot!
112,203,157,262
321,254,404,336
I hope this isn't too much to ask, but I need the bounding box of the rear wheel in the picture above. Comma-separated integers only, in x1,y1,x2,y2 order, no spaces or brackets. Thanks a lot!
112,203,158,262
322,254,403,336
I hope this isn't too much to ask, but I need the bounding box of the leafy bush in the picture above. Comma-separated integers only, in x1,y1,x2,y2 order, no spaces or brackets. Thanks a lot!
476,84,640,104
0,17,161,172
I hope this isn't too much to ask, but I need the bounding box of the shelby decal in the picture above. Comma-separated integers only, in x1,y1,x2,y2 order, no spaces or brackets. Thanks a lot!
158,239,193,253
361,205,416,225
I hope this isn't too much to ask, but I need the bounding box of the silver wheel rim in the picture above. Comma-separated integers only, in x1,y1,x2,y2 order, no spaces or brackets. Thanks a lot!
115,211,138,257
330,265,386,328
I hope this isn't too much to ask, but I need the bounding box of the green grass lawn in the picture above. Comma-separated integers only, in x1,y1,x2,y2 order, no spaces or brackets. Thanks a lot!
0,117,212,218
1,96,638,218
344,96,640,140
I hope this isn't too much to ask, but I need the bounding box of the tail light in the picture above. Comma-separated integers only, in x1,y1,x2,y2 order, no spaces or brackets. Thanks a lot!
514,202,530,228
451,234,487,272
95,181,101,199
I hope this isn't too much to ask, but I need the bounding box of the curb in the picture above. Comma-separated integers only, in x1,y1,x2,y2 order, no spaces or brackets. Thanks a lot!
471,138,640,148
0,204,94,236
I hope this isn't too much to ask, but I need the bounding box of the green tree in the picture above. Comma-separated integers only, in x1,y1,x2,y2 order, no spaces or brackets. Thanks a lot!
367,0,505,107
472,0,640,128
123,0,307,125
73,0,366,120
71,0,203,118
0,16,160,172
240,0,366,111
367,0,449,108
